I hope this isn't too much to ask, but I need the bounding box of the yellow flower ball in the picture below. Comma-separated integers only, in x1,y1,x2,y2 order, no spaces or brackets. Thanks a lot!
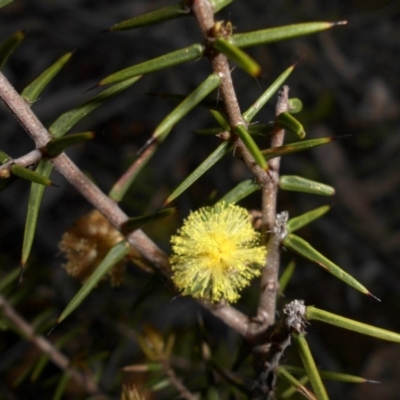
170,202,266,303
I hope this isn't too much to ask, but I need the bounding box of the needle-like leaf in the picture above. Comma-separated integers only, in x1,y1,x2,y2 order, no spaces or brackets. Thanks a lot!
218,179,260,204
44,131,94,157
164,141,232,205
235,124,267,170
99,44,204,86
279,175,335,196
21,52,73,103
263,138,333,161
231,21,347,48
292,333,330,400
243,64,295,123
58,241,131,323
50,76,141,138
0,0,14,9
307,306,400,343
213,38,261,77
10,164,54,186
287,206,330,233
0,30,24,70
283,233,376,297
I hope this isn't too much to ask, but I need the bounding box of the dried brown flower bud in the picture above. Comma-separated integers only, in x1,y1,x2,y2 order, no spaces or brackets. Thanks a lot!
59,210,128,286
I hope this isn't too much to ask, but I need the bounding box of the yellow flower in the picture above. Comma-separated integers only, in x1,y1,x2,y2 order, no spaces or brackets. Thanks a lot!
170,202,266,303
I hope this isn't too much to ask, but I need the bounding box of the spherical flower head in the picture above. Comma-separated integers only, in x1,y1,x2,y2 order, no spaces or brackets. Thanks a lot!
170,202,266,303
59,210,128,286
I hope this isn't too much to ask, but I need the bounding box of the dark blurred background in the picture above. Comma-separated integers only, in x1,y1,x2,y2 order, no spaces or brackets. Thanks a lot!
0,0,400,399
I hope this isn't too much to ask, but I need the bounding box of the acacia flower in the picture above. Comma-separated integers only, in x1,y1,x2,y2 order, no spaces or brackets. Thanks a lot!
170,202,266,303
59,210,128,286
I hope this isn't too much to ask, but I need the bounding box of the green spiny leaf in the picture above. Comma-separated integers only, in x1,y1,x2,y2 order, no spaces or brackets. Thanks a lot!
0,149,10,164
151,73,221,143
218,179,260,204
196,127,227,135
53,373,70,400
210,109,230,130
0,0,14,9
58,241,131,323
10,164,54,186
307,306,400,343
235,124,267,169
21,52,73,103
279,260,296,296
108,2,190,31
276,112,305,139
287,205,330,233
106,0,233,31
231,21,347,48
213,37,261,77
21,159,53,267
263,137,333,161
0,30,24,70
99,44,204,86
0,267,20,292
283,365,377,384
164,140,232,205
275,367,314,400
292,333,329,400
44,131,94,157
279,175,335,196
50,76,141,138
31,354,51,382
317,371,377,384
12,361,35,387
243,64,295,123
283,233,374,297
121,208,177,232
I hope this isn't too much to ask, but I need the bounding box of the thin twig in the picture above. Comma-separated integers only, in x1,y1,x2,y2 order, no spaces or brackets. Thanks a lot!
161,358,198,400
0,149,43,176
0,294,100,395
256,86,290,324
109,141,158,202
203,300,251,338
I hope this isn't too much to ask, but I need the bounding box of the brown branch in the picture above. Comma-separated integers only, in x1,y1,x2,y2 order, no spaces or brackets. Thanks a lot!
161,358,198,400
0,74,50,148
0,294,100,395
0,149,43,177
256,86,290,325
202,300,251,338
